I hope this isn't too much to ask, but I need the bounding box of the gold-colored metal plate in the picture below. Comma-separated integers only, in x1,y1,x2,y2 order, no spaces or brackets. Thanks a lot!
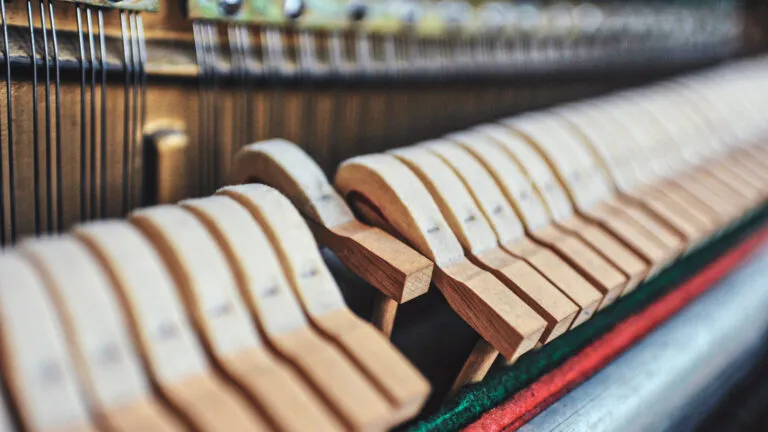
55,0,159,12
185,0,519,36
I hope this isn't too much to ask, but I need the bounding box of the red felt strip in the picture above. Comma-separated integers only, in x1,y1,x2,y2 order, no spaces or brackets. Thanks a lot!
464,227,768,432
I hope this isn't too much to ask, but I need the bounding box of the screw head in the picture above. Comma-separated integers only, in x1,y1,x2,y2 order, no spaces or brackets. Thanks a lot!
284,0,305,20
402,4,423,25
219,0,242,15
348,1,367,22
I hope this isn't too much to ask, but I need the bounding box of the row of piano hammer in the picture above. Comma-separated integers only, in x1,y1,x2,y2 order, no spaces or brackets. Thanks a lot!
0,180,431,432
231,54,768,397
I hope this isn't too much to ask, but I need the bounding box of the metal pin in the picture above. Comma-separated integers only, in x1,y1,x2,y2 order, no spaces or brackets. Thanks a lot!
136,14,148,205
493,34,505,66
232,24,249,153
27,0,41,235
201,23,215,193
328,31,346,167
205,23,220,189
98,10,107,217
2,0,17,243
129,14,140,207
406,32,419,76
298,29,317,74
40,0,53,232
237,25,250,148
192,21,207,195
0,0,5,244
298,29,317,150
86,8,97,219
227,24,243,155
355,30,373,75
349,31,369,155
227,25,237,145
234,26,251,143
440,37,451,74
239,25,255,143
253,28,268,142
49,1,62,231
381,34,400,151
403,33,418,144
194,21,217,195
264,27,285,141
76,6,88,221
120,12,134,213
328,30,344,71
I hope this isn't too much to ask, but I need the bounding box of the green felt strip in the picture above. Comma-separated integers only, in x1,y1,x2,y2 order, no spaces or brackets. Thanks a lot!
408,205,768,432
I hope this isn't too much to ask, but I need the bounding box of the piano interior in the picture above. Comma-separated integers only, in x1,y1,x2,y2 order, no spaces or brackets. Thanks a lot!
0,0,766,431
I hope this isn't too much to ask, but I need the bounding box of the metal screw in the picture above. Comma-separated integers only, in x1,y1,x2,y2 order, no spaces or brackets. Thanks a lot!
402,4,422,25
219,0,242,16
348,1,367,22
284,0,305,20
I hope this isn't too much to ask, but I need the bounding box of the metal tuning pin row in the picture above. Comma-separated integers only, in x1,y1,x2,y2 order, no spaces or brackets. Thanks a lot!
0,0,151,246
198,2,744,83
184,1,744,195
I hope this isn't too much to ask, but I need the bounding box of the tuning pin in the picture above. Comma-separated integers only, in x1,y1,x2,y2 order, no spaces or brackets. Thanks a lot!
284,0,305,20
348,0,367,22
382,33,399,77
297,29,319,79
219,0,242,16
355,30,374,77
263,27,286,77
328,30,347,77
